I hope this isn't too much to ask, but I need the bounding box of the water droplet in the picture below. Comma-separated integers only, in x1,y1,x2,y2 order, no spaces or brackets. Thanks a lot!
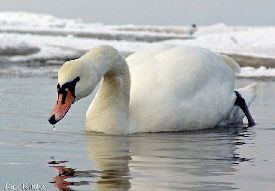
53,125,56,131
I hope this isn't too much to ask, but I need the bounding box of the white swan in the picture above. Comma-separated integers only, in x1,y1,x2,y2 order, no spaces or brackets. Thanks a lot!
48,44,256,134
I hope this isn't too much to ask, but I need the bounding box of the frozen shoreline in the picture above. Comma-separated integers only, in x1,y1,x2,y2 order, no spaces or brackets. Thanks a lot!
0,12,275,78
1,59,275,79
226,54,275,68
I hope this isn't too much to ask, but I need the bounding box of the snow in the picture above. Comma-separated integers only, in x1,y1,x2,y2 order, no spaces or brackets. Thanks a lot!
0,33,151,62
166,26,275,59
0,12,86,29
0,12,275,77
238,66,275,77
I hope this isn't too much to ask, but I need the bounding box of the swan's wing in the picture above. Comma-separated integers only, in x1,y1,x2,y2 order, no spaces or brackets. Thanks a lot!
130,45,236,103
216,53,241,74
126,43,177,65
129,46,237,132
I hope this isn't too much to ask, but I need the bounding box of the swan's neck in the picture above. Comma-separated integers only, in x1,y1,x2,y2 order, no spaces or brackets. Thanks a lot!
84,46,131,134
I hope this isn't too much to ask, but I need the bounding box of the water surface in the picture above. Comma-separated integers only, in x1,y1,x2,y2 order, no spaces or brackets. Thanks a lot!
0,66,275,190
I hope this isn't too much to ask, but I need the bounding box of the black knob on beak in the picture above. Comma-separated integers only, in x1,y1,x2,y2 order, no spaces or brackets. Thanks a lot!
48,115,57,125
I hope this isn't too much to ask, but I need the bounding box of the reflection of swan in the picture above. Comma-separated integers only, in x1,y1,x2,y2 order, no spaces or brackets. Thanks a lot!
128,132,237,190
48,44,256,134
86,133,131,191
49,159,93,191
85,127,251,191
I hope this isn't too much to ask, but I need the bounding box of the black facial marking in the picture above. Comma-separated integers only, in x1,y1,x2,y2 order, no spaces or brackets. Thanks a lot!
61,90,68,105
57,77,80,104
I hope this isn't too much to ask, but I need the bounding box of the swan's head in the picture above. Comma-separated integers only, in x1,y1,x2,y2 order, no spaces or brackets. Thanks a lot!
48,59,98,125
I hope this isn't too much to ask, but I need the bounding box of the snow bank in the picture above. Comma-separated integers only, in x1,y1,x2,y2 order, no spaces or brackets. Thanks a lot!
238,66,275,77
0,33,151,62
0,12,84,29
195,23,234,35
166,24,275,59
0,12,192,42
0,33,40,56
0,12,274,72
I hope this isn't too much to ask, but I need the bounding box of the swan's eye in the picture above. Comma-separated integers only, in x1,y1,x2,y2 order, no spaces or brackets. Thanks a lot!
56,77,80,99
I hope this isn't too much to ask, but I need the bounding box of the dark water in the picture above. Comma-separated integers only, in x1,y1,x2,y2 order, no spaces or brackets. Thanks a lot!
0,66,275,191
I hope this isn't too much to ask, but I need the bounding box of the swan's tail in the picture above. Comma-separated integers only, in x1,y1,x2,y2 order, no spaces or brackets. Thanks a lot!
217,54,241,74
220,82,257,125
236,82,257,107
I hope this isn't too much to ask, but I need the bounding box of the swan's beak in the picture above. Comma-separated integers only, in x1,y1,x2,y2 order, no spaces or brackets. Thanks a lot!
48,89,75,125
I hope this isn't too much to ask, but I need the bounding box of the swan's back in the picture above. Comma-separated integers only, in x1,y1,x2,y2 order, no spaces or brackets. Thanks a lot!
126,43,177,64
127,44,237,133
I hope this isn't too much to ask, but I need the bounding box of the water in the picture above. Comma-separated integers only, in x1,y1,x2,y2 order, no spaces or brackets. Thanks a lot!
0,65,275,191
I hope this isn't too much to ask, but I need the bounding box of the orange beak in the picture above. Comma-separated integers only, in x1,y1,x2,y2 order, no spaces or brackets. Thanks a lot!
48,89,75,125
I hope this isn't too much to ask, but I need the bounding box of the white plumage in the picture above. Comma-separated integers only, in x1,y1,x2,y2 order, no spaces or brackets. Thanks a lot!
55,44,256,134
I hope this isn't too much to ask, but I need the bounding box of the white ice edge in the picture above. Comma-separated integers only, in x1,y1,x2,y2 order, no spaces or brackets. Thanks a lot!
238,66,275,77
0,12,275,78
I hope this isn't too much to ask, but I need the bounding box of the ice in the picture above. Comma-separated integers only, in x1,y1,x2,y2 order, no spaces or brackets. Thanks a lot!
238,66,275,77
195,23,234,35
166,25,275,59
0,12,274,78
0,11,84,29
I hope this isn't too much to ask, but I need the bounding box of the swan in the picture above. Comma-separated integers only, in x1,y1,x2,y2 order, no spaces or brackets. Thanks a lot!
48,44,256,134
